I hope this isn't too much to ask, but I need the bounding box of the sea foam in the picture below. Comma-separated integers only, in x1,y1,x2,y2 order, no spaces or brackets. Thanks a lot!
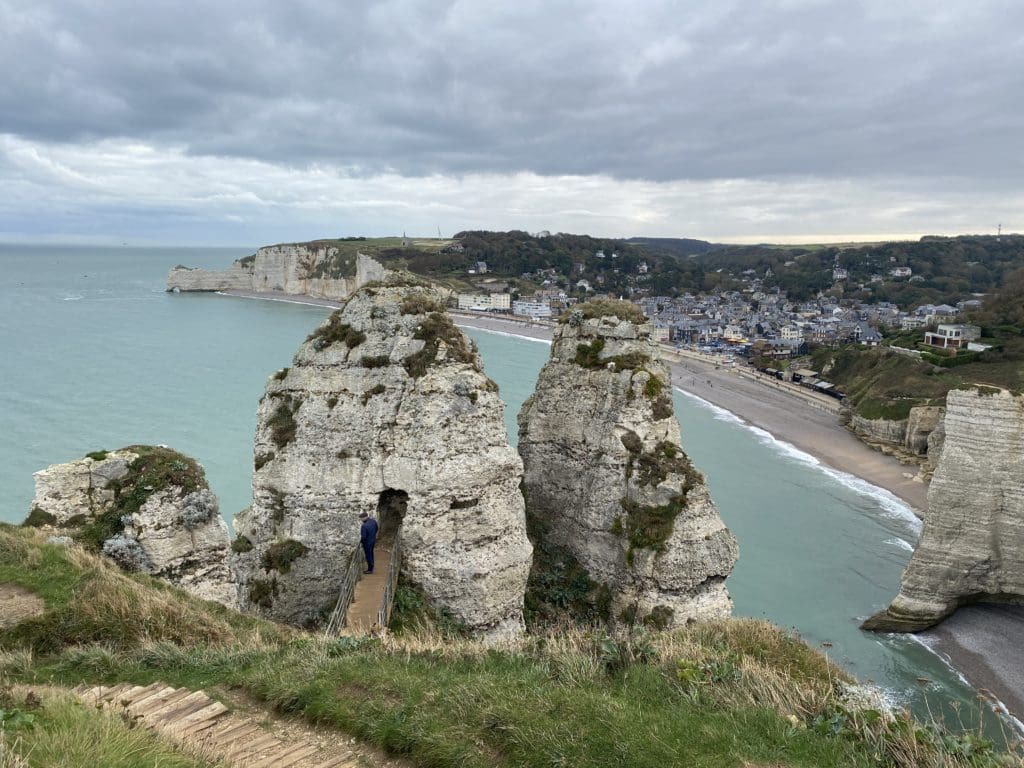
674,386,923,535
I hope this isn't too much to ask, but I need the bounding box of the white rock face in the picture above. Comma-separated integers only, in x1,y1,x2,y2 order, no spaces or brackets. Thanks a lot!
863,387,1024,632
849,404,946,479
27,448,236,608
166,244,387,300
517,307,738,627
30,451,132,524
232,285,532,639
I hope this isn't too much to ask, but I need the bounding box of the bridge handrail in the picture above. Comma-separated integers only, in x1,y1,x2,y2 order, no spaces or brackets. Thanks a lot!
377,536,402,631
324,545,366,637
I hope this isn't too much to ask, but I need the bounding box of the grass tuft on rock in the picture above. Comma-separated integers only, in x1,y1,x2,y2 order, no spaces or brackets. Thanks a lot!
306,313,367,351
75,446,206,554
400,293,446,315
561,298,647,324
267,395,300,449
403,312,474,378
261,539,309,574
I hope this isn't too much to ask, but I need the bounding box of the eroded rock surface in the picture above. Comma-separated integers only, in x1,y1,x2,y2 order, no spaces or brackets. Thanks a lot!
517,301,738,628
167,243,387,300
232,284,532,639
25,447,236,606
863,387,1024,632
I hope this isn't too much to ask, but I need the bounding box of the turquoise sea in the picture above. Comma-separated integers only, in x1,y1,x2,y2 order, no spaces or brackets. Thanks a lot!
0,244,1003,734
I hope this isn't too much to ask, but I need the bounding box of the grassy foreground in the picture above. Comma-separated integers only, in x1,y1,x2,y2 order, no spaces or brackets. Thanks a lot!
1,687,221,767
1,525,1021,767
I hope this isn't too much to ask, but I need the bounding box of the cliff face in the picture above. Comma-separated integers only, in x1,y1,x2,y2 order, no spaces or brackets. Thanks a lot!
863,387,1024,632
231,285,532,638
25,447,236,606
517,304,738,627
167,244,388,300
848,404,945,480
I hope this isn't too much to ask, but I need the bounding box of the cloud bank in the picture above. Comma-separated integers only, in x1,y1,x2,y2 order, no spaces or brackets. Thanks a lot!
1,0,1020,243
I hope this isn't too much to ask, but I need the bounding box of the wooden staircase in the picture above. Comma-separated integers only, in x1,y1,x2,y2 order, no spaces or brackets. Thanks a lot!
73,682,370,767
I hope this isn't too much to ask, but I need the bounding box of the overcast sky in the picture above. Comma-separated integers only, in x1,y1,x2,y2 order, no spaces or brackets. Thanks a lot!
1,0,1021,245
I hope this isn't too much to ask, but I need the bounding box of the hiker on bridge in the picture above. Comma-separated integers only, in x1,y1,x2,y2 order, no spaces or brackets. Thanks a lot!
359,511,378,574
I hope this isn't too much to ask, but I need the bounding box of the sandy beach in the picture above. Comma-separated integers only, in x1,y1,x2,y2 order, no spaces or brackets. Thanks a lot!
218,294,1022,730
450,312,930,512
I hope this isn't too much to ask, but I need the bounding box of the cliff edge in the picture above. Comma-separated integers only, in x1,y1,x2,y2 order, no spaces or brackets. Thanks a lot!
167,242,388,300
863,386,1024,632
518,300,738,627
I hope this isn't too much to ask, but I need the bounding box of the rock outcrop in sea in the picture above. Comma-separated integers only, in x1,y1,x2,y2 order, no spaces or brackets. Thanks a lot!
25,447,236,606
166,242,388,300
863,386,1024,632
231,283,533,638
517,300,738,627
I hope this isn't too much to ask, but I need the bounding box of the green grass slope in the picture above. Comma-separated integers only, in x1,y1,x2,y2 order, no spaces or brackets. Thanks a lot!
1,526,1020,767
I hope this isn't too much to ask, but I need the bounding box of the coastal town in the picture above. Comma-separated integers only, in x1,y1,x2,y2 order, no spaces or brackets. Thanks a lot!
454,253,989,386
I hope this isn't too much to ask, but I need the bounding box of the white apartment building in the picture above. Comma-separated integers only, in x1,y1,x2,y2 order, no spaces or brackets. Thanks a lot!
457,293,511,312
512,300,552,319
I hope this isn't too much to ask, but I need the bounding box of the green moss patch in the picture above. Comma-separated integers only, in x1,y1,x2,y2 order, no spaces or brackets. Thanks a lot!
306,313,367,351
403,312,474,378
249,577,278,609
525,515,610,625
651,393,673,421
75,446,206,554
254,451,275,471
574,338,651,371
620,495,686,556
267,395,300,449
261,539,309,574
23,507,56,528
561,298,646,324
635,442,694,488
360,354,391,368
400,293,446,315
85,450,109,461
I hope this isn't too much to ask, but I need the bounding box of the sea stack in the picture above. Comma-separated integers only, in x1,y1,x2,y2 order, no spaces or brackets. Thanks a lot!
863,386,1024,632
517,300,738,627
25,447,236,607
231,282,533,638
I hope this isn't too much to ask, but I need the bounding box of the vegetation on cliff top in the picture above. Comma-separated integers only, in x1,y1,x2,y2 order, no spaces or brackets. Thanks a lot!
70,445,207,554
2,525,1020,767
403,311,475,378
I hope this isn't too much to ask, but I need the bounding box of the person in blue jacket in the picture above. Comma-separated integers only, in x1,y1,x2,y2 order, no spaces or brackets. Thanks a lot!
359,511,378,574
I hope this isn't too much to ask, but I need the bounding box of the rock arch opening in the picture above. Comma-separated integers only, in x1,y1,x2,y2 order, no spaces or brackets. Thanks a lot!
376,489,408,540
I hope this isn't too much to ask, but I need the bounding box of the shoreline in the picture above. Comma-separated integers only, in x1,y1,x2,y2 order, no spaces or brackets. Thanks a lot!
210,291,1022,731
451,313,1024,733
451,312,929,513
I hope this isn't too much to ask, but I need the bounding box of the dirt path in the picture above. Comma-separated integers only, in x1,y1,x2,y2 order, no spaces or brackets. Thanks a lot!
0,584,44,627
75,681,405,767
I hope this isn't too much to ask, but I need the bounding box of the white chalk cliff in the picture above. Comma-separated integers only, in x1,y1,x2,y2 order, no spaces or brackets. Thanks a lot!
166,242,388,300
863,386,1024,632
231,284,532,639
518,304,738,627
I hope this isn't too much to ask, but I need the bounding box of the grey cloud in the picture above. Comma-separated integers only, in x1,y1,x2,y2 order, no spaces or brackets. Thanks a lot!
1,0,1022,184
